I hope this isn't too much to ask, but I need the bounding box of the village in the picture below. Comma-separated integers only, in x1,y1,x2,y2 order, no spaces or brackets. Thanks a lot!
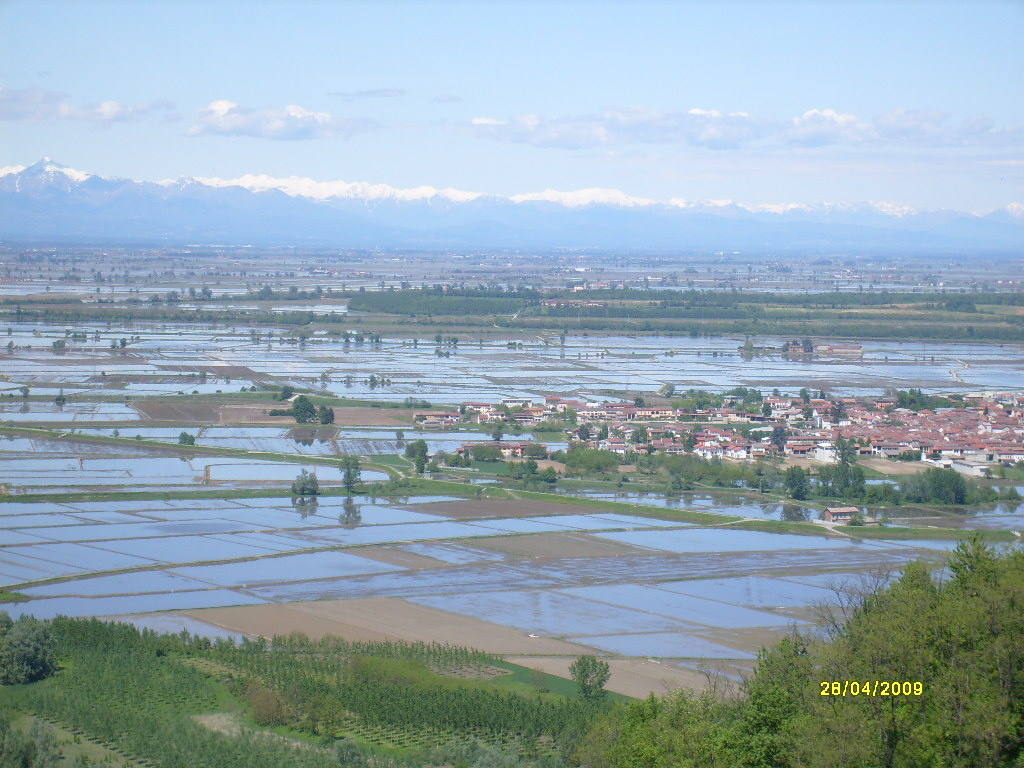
414,390,1024,476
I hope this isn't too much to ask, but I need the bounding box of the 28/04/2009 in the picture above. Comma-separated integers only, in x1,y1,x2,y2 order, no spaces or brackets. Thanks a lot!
820,681,923,696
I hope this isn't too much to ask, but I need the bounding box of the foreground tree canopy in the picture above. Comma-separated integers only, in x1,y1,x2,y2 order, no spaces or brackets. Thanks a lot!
577,538,1024,768
0,614,58,685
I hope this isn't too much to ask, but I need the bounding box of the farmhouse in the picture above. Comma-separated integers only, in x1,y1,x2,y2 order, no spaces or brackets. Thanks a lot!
822,506,861,523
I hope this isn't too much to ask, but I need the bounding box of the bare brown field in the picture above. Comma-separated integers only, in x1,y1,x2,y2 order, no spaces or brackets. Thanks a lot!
859,457,927,475
354,545,451,569
182,598,727,696
134,399,223,422
331,407,415,426
533,459,567,472
471,531,654,559
506,656,707,698
184,597,591,655
703,626,793,654
407,498,583,519
218,404,298,424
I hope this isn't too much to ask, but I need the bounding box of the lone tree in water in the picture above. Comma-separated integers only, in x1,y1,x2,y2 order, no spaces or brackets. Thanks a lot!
290,469,319,498
340,455,361,492
570,654,610,700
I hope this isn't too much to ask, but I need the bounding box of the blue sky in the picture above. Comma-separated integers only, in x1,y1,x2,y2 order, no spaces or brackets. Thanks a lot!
2,0,1022,209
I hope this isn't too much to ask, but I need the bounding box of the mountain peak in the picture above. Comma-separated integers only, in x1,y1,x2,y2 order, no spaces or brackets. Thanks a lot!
22,158,93,183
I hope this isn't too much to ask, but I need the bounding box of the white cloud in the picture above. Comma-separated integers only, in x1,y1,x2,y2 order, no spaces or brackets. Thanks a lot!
463,106,766,150
463,104,1022,153
0,86,176,123
0,87,66,121
785,108,873,147
187,100,375,140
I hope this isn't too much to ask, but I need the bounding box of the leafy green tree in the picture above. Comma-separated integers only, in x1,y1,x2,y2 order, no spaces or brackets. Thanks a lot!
290,469,319,497
291,395,316,423
682,430,698,452
570,655,610,700
771,426,787,451
317,405,335,424
783,466,809,500
901,466,969,504
177,431,195,445
340,455,361,492
522,442,548,459
0,614,58,684
470,445,502,462
564,448,621,476
538,467,558,484
727,635,812,768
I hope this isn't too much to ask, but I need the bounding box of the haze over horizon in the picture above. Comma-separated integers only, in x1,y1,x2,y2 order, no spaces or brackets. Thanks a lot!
1,0,1022,213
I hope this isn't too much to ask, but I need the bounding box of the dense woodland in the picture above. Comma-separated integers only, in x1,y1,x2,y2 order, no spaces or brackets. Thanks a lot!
2,541,1021,767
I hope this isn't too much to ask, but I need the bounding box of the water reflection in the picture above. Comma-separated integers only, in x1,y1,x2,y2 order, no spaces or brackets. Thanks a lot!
291,496,318,518
780,505,811,522
341,497,361,528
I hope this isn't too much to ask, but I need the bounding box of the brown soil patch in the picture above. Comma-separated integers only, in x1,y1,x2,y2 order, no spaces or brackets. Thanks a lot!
193,712,243,738
472,531,654,559
533,459,566,472
353,545,450,570
133,399,222,423
702,626,795,655
184,597,590,655
434,662,510,680
219,404,298,425
194,712,318,752
507,656,708,698
332,407,414,426
407,498,582,519
859,457,926,475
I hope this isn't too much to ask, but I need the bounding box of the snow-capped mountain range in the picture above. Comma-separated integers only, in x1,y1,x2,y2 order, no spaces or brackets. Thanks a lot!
1,159,1021,251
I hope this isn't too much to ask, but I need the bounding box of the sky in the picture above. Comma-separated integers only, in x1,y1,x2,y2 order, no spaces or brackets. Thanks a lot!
1,0,1022,210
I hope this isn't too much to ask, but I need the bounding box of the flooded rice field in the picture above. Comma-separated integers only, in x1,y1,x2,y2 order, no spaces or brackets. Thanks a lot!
581,490,1024,529
2,493,992,664
64,426,564,457
3,321,1023,404
0,443,386,492
2,318,1020,674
